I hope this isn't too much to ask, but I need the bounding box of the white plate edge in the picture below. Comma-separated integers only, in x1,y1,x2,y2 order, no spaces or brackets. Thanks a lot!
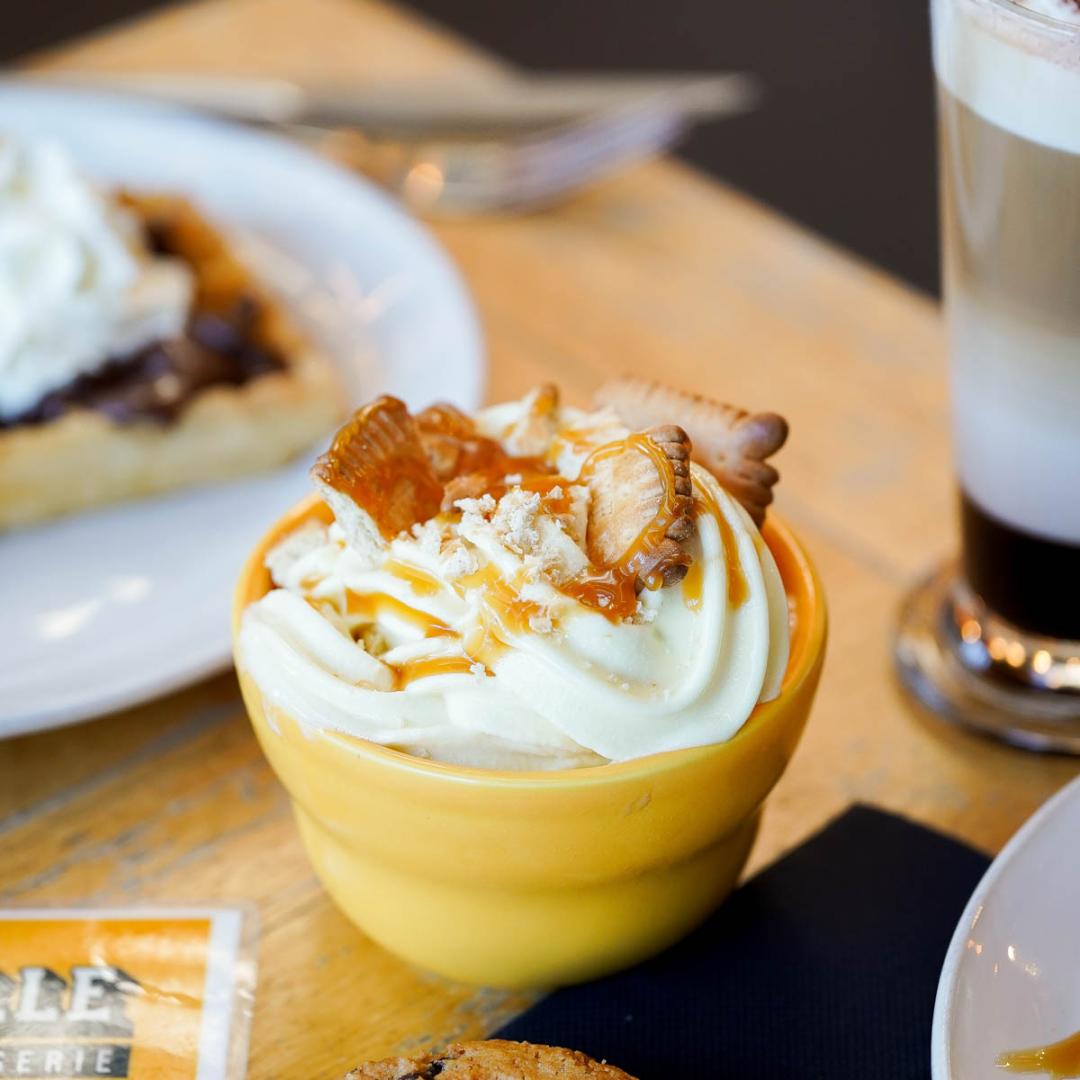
0,85,487,733
930,772,1080,1079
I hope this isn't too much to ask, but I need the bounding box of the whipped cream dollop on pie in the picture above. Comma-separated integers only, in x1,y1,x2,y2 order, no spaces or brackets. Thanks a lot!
0,136,193,420
239,382,792,769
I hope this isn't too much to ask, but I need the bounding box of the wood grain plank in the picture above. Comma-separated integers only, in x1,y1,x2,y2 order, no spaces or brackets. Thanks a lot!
0,708,534,1078
28,0,501,81
748,518,1078,876
0,673,236,825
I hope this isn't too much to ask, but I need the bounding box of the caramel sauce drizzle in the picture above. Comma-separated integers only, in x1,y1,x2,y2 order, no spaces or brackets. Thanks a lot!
437,566,548,679
417,401,554,489
455,567,548,640
570,434,693,619
449,463,565,508
384,559,443,597
345,591,454,638
560,572,640,621
693,483,748,609
547,423,618,464
458,447,552,485
313,397,443,540
682,557,705,612
394,654,476,688
344,589,476,689
998,1029,1080,1077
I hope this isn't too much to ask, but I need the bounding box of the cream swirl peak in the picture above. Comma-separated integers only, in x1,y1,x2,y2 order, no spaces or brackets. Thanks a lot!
238,385,791,769
0,136,193,420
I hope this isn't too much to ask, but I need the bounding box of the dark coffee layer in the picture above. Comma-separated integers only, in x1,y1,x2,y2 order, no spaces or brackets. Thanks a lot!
962,492,1080,640
1,295,286,430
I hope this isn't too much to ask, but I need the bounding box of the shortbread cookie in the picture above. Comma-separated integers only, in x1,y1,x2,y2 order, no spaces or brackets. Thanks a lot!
583,424,696,589
595,376,787,525
345,1040,636,1079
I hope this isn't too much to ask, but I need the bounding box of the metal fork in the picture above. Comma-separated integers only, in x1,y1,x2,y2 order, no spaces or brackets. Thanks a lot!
24,71,760,214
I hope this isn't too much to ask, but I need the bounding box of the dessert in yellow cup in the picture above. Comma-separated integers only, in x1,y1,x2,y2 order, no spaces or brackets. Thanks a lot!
233,382,826,987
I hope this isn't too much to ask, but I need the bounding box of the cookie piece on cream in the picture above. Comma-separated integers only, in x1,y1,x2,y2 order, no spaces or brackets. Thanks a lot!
583,424,696,590
312,395,443,564
594,377,788,525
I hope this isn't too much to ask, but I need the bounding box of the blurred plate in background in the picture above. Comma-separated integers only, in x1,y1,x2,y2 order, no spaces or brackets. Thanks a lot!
0,84,484,737
933,773,1080,1079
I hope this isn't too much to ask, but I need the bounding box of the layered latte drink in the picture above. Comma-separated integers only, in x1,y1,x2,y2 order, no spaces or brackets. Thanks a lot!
933,0,1080,642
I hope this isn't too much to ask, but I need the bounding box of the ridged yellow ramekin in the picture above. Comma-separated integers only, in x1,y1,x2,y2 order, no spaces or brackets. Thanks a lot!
233,493,826,988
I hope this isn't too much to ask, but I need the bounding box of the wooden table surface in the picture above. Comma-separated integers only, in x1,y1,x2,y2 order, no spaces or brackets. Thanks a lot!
8,1,1078,1076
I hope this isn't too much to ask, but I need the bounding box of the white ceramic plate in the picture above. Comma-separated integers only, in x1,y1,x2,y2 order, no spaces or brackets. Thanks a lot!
0,85,484,737
932,773,1080,1079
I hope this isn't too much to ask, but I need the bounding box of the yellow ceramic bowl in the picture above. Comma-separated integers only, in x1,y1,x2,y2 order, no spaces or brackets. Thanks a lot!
233,494,827,988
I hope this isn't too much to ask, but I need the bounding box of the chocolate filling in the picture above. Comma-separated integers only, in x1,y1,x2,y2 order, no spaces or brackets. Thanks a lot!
2,232,287,430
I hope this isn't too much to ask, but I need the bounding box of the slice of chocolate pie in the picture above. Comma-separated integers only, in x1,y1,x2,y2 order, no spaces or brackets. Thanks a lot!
0,137,340,530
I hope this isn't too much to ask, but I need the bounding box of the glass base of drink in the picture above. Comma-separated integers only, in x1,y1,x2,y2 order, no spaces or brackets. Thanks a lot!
894,561,1080,754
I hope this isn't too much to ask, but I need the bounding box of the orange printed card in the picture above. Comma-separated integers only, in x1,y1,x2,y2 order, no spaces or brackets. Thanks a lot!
0,909,254,1080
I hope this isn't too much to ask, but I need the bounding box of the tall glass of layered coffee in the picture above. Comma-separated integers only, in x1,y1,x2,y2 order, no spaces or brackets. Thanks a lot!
896,0,1080,750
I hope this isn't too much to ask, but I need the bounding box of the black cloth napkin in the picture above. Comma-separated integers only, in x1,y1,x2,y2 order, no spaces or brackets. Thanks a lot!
495,804,989,1079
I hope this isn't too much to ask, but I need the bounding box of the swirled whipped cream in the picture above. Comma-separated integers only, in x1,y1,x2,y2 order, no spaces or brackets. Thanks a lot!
0,136,193,420
239,386,791,770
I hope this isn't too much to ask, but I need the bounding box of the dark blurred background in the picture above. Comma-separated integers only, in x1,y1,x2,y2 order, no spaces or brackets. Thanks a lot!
4,0,939,296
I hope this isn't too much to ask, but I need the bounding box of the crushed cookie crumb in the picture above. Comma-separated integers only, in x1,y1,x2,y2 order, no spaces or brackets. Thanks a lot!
440,538,480,579
455,493,497,517
491,488,542,554
410,519,443,558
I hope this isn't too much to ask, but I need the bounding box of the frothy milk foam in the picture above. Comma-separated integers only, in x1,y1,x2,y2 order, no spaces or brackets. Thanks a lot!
933,0,1080,545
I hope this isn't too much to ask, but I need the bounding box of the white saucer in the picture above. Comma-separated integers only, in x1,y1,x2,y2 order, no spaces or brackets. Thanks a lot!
0,85,484,737
932,773,1080,1078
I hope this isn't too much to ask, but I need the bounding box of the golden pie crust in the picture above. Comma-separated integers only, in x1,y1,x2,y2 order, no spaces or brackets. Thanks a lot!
0,195,340,531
